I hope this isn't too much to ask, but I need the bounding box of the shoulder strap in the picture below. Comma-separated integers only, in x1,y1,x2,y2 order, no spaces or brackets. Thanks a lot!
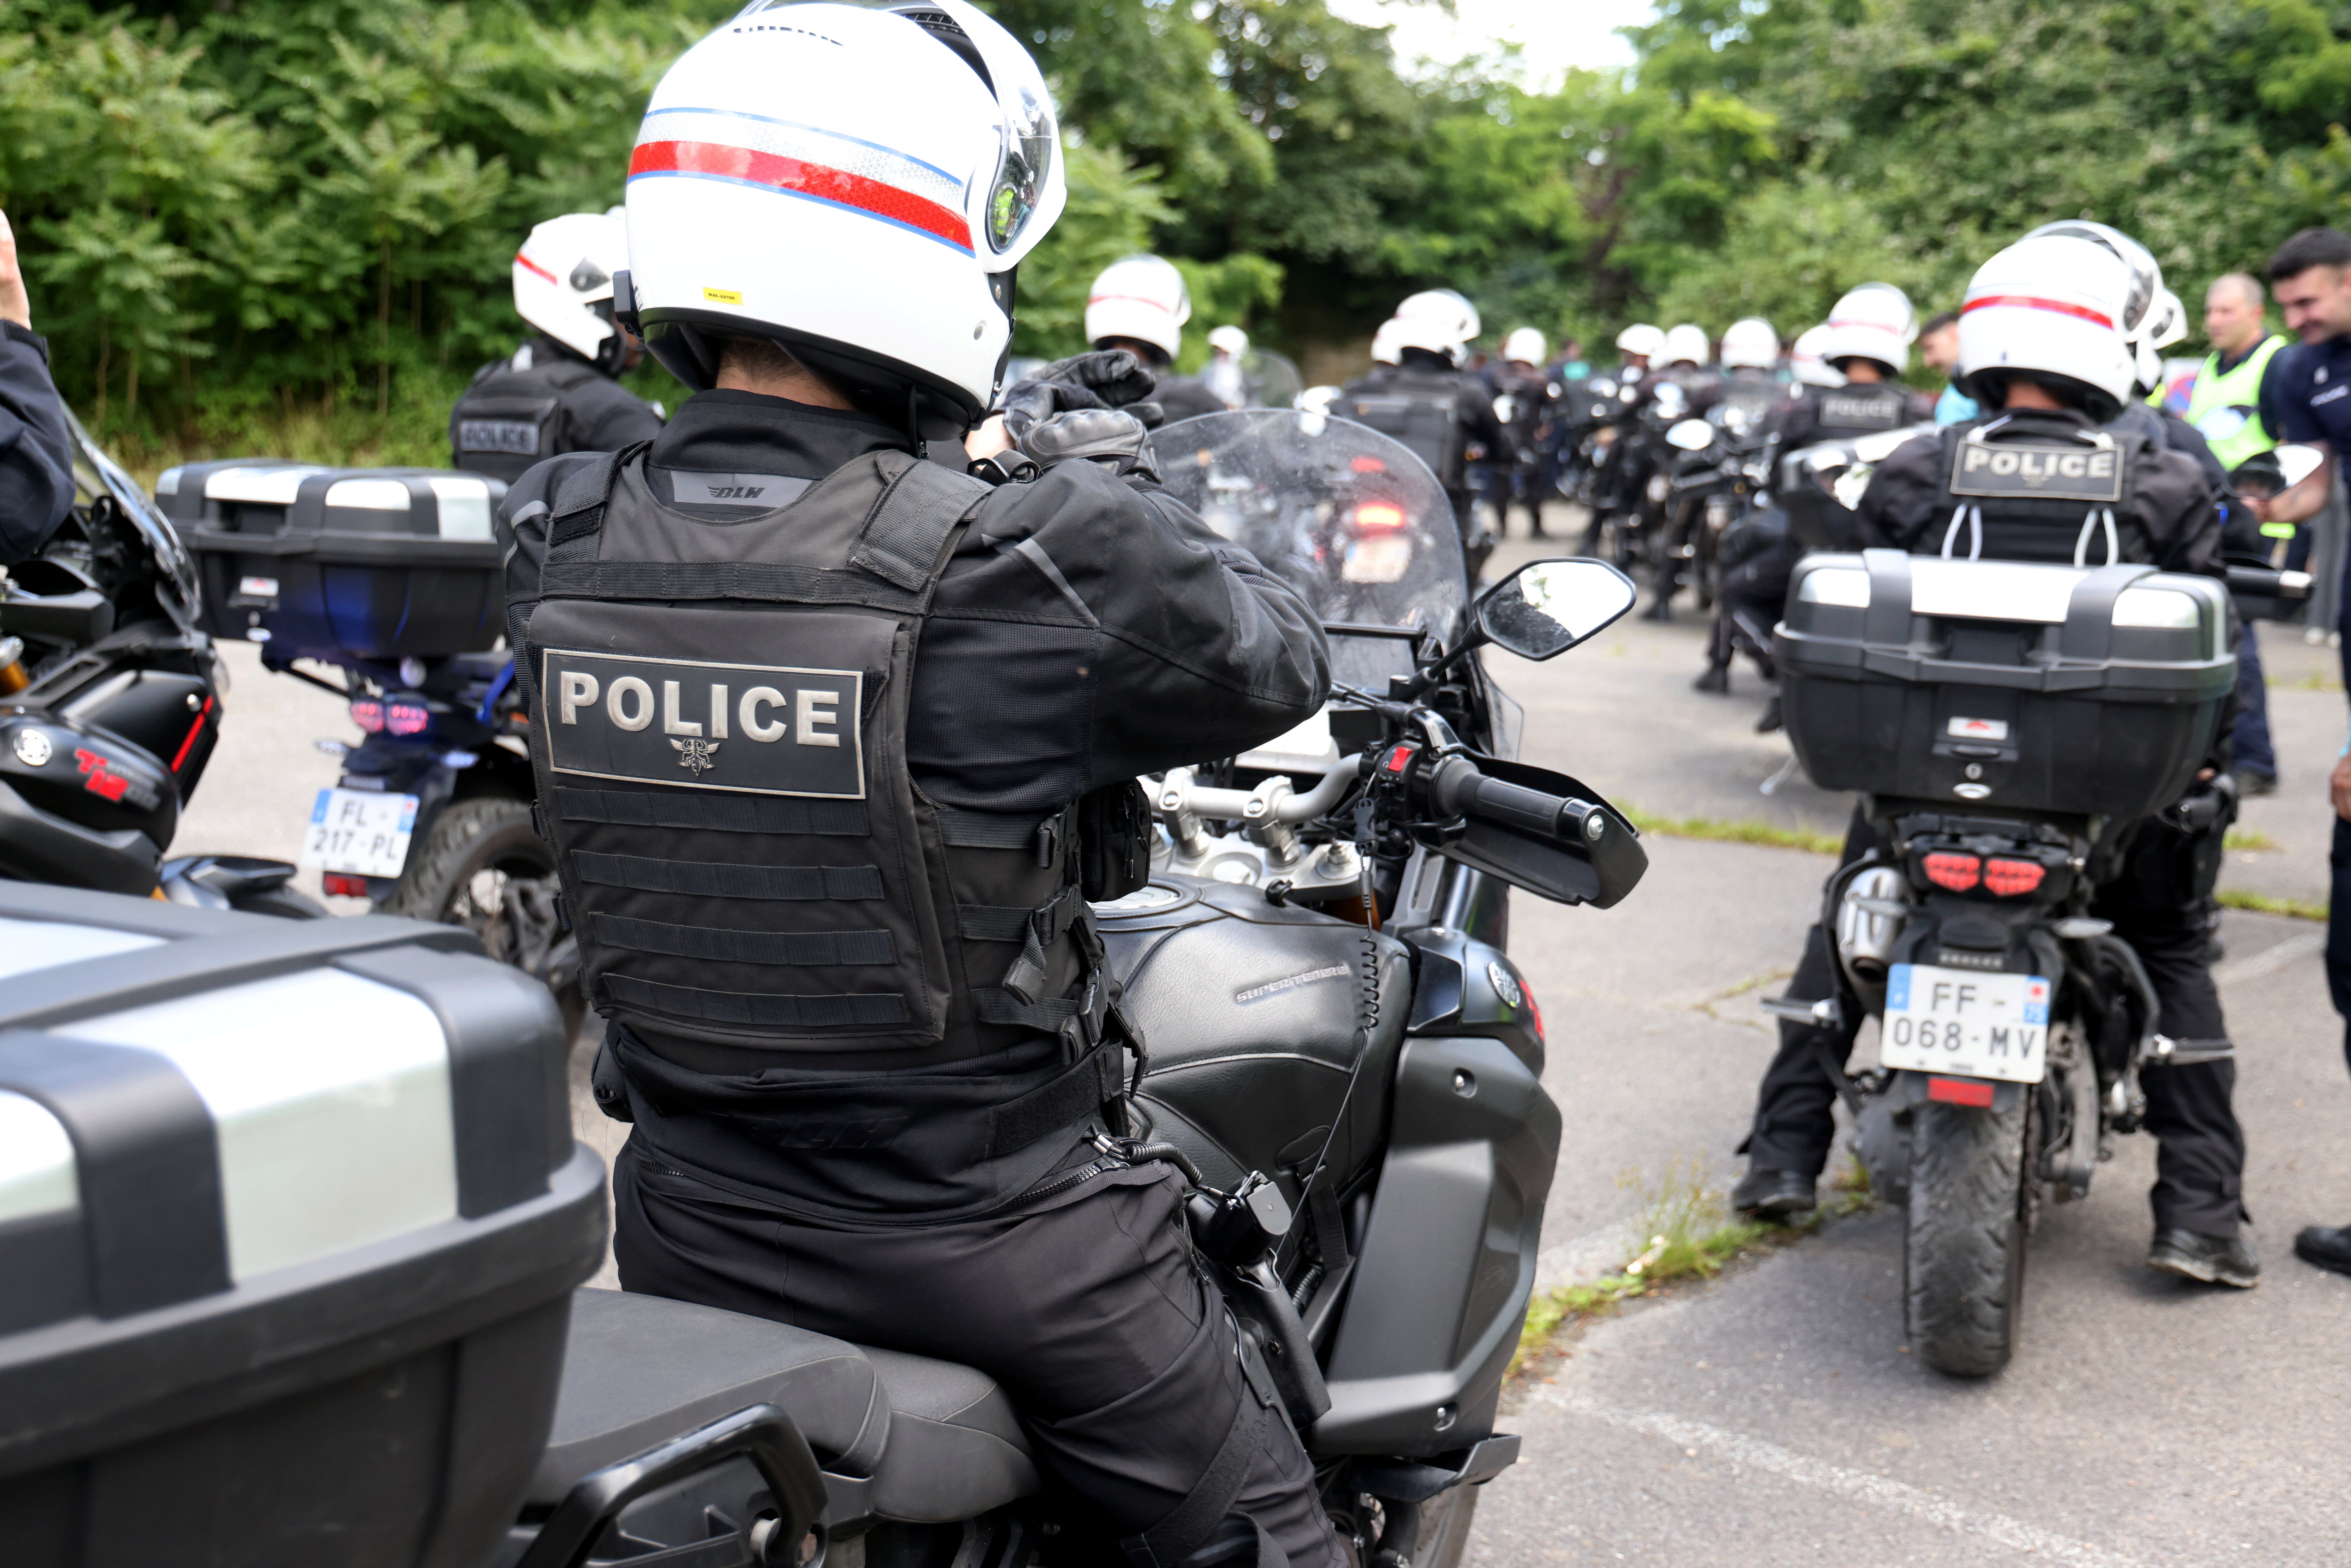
544,441,648,557
851,452,993,595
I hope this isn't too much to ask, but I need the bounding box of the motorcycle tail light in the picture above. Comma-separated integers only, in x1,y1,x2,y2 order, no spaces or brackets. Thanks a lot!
1350,455,1387,474
322,873,369,898
1927,1076,1996,1108
348,698,385,733
1352,501,1407,533
1922,852,1981,892
385,701,431,737
1983,858,2045,897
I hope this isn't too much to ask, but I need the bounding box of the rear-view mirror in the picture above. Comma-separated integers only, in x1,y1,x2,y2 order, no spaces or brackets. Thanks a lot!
1476,558,1638,660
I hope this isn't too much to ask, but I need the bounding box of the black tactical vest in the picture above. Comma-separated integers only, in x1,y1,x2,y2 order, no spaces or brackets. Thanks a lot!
509,445,1124,1083
1926,416,2158,566
450,356,605,482
1342,370,1466,488
1809,382,1912,442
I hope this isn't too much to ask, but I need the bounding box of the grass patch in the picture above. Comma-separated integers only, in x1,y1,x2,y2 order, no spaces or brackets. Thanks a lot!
1510,1156,1873,1374
2225,829,2280,851
2217,889,2329,922
1621,806,1843,856
2272,670,2346,692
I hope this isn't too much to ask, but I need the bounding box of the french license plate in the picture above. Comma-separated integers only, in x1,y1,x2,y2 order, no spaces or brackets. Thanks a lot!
1881,963,2052,1084
299,788,418,879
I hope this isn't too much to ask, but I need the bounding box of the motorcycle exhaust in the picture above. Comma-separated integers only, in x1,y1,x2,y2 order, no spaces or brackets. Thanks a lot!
1835,865,1910,980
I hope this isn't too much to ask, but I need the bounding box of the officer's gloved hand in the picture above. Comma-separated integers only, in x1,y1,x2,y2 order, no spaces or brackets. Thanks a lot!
1018,406,1161,482
1002,349,1165,436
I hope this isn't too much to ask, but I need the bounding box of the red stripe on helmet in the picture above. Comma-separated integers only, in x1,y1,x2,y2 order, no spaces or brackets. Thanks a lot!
629,140,971,252
514,251,560,285
1962,294,2115,330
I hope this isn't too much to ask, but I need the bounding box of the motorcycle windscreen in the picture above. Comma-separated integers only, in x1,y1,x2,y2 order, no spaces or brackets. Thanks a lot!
1150,408,1467,693
1433,754,1648,909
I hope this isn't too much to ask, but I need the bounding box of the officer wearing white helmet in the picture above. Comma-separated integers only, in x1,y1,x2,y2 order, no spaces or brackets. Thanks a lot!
1767,283,1921,450
449,210,667,481
1336,288,1508,570
1735,231,2255,1291
1084,252,1226,422
1788,323,1845,387
496,6,1339,1560
1487,326,1556,538
1615,322,1665,377
1200,323,1249,410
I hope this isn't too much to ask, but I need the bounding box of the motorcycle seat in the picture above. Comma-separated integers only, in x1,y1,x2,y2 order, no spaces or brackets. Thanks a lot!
529,1289,1039,1524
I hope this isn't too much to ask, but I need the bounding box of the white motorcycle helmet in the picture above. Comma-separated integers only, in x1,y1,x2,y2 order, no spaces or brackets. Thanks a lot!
1206,323,1249,357
1821,283,1916,376
514,210,632,370
2134,286,2188,391
1953,233,2137,421
1659,323,1711,369
1501,326,1546,366
1720,316,1778,371
1369,317,1403,366
621,0,1067,424
2022,220,2161,345
1387,289,1481,365
1790,324,1845,387
1086,253,1191,365
1615,323,1665,361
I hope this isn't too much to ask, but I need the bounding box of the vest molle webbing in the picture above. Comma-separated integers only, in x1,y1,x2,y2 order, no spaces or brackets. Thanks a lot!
511,443,1126,1077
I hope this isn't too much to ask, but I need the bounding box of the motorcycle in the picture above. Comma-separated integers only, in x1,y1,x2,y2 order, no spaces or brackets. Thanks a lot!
1763,441,2304,1378
0,413,319,916
1652,398,1772,616
158,456,578,1024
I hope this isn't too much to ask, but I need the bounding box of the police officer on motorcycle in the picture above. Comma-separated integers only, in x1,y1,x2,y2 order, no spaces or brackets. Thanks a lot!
449,210,668,481
1489,325,1555,538
1732,232,2257,1290
1085,252,1227,424
0,208,75,567
497,5,1342,1560
1689,318,1787,685
1338,289,1507,575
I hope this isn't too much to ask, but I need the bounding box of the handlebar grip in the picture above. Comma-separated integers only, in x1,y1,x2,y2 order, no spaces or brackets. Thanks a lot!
1424,755,1601,844
2225,565,2312,599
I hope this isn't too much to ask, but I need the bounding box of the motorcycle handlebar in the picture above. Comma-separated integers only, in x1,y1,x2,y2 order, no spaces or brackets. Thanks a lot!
2225,565,2312,599
1421,754,1606,845
1154,756,1363,825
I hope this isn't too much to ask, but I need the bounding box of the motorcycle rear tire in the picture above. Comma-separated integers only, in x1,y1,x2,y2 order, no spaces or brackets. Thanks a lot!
1413,1484,1480,1568
1903,1095,2031,1377
380,795,586,1042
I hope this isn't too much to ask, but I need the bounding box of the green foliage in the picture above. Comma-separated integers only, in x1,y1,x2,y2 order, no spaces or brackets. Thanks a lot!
21,0,2351,468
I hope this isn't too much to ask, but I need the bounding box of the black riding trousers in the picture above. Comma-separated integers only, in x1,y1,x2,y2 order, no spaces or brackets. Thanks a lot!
613,1144,1345,1566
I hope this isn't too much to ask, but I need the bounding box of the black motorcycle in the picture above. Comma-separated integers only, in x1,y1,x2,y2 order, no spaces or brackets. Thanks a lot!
0,414,318,915
1766,448,2304,1378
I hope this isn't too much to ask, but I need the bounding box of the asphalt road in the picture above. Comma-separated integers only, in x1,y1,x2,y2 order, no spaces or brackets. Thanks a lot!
165,512,2351,1563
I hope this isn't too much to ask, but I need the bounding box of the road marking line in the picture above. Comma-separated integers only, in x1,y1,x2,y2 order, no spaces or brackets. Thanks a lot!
1538,1391,2153,1568
2214,929,2326,986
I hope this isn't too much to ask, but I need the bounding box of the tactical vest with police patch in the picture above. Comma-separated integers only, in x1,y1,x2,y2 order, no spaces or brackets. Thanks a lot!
450,355,604,483
1809,382,1912,442
1927,415,2158,567
1343,371,1467,489
508,444,1119,1078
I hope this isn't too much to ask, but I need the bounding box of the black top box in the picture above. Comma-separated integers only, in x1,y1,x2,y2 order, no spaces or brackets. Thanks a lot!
159,459,509,661
1775,550,2234,819
0,884,604,1568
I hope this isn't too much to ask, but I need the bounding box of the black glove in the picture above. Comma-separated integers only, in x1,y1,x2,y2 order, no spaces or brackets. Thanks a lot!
1002,349,1165,440
1018,406,1161,482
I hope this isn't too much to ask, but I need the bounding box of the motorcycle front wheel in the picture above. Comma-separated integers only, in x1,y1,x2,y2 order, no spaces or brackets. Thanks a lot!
1903,1092,2031,1377
380,795,586,1041
1412,1484,1480,1568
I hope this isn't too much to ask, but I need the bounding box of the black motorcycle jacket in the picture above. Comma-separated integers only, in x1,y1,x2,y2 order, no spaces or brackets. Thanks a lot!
500,390,1327,1219
1149,370,1227,424
1770,380,1914,448
1337,351,1506,491
1855,406,2224,575
0,321,73,566
450,336,667,481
